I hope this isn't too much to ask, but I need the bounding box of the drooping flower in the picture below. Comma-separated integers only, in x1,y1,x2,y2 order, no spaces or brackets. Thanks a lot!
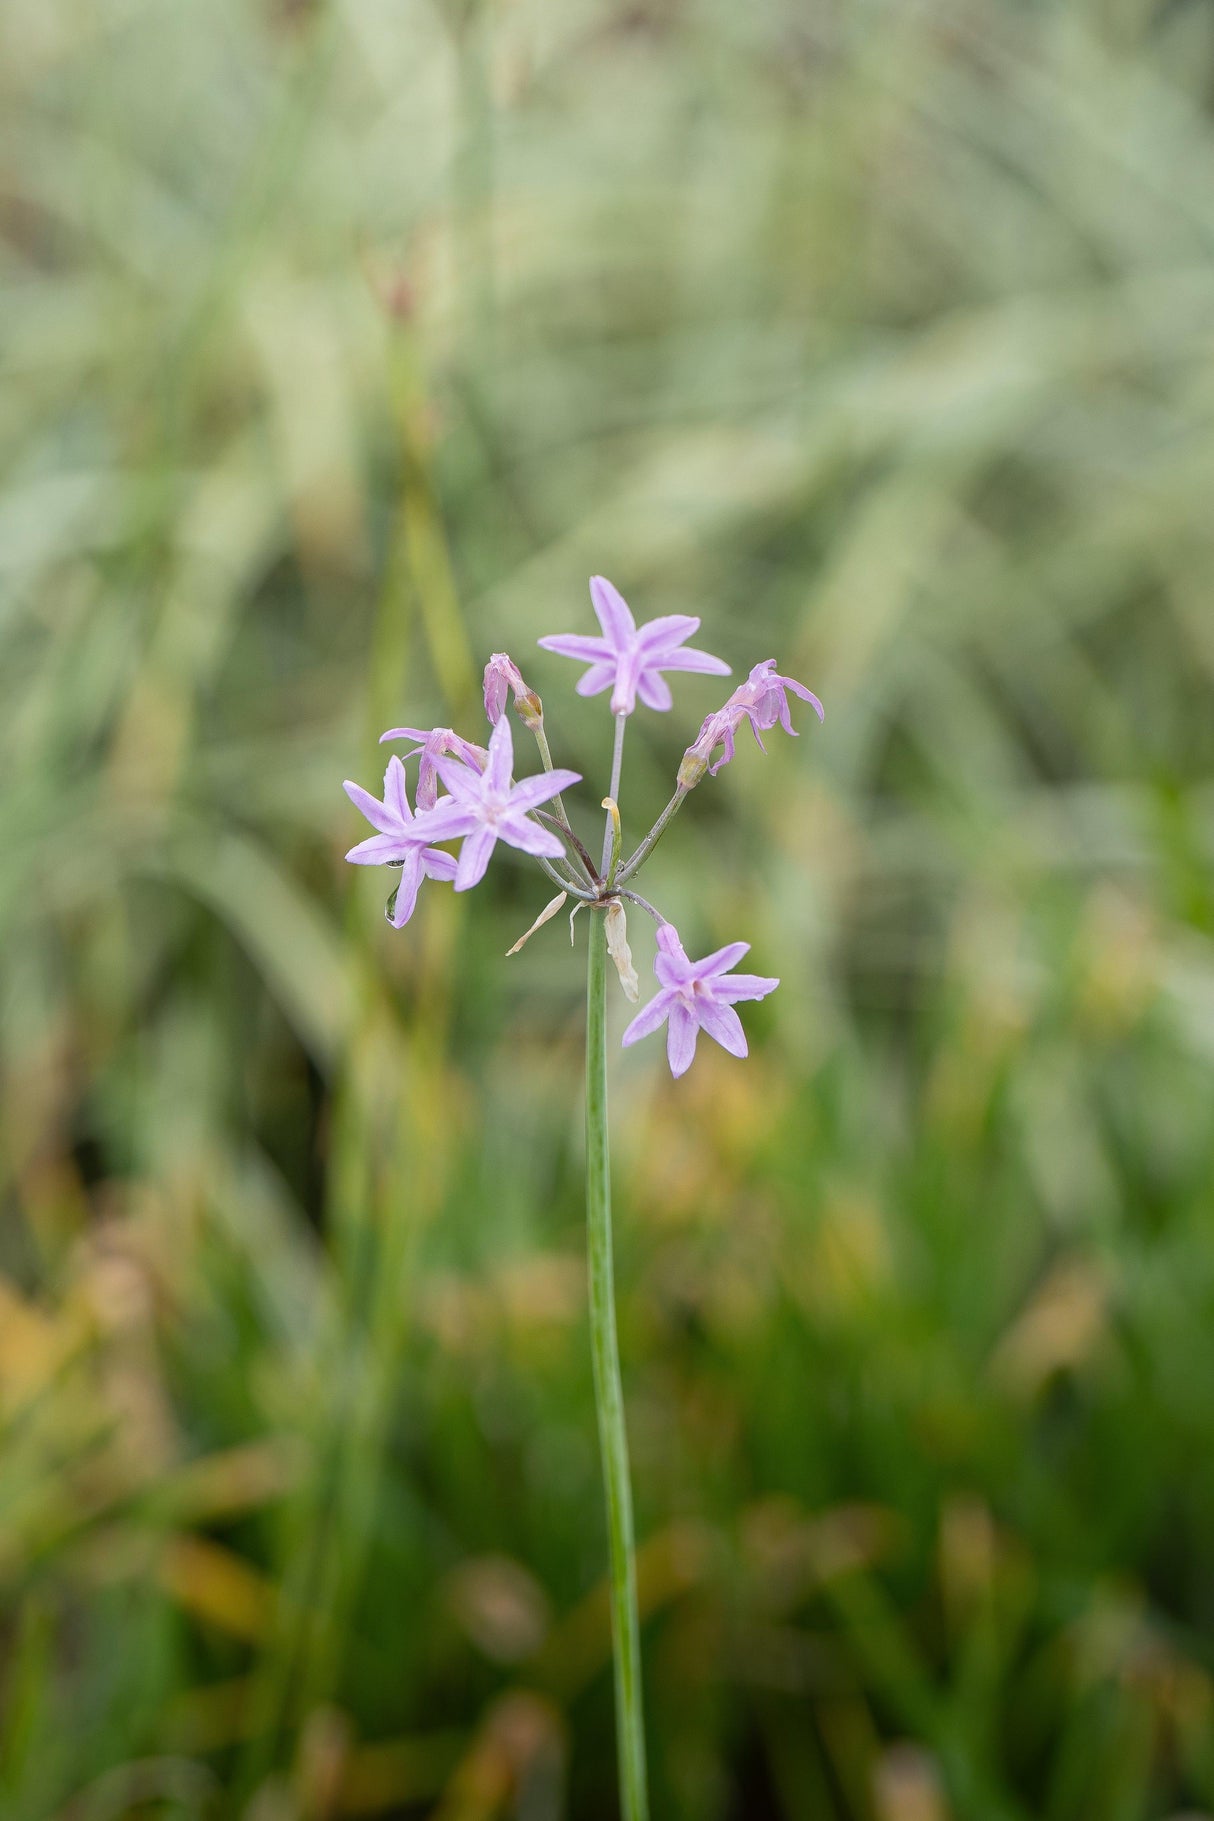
621,923,779,1077
679,660,823,786
378,725,489,810
343,757,459,928
539,575,730,718
417,714,581,891
483,653,543,730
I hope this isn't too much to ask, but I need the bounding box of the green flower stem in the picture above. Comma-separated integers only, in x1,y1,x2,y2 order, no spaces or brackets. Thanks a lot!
535,853,595,900
532,716,571,828
532,809,599,888
602,712,627,874
619,888,664,926
585,912,649,1821
617,786,687,885
525,714,597,892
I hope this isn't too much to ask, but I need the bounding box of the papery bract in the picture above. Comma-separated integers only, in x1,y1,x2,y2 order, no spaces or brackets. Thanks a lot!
539,575,730,718
417,715,581,890
343,757,458,927
621,923,779,1077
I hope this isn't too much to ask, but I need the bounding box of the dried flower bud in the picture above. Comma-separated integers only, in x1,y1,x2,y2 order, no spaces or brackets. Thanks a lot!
506,892,568,956
604,900,640,1002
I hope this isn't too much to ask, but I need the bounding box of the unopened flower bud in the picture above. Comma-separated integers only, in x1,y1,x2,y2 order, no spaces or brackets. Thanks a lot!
484,653,543,730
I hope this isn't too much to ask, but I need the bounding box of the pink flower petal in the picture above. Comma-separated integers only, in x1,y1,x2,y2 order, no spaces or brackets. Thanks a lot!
346,832,413,864
430,754,484,803
713,972,780,1005
422,848,458,881
507,769,583,814
343,779,399,835
383,756,412,823
636,613,700,652
694,941,751,979
390,852,424,927
484,716,514,794
636,670,673,711
455,825,497,890
666,1002,699,1077
415,800,479,843
651,646,731,677
378,725,432,745
589,575,636,649
498,813,566,859
696,1001,748,1058
621,989,674,1047
537,633,614,664
574,663,617,698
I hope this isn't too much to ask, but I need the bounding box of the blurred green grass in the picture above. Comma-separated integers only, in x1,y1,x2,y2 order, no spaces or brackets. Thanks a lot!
3,0,1214,1815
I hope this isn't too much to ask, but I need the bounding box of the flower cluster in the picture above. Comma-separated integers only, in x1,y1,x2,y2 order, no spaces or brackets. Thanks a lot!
344,576,822,1076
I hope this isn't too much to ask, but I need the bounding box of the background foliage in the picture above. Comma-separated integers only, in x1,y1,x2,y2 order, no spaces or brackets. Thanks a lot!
3,0,1214,1815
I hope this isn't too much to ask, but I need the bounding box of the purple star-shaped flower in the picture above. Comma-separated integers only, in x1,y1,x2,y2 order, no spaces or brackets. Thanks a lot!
683,660,824,779
343,757,459,928
538,575,730,717
621,923,779,1078
418,715,581,891
378,725,489,810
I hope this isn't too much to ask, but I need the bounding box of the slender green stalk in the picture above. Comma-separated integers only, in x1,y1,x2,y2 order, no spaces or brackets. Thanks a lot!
585,914,649,1821
619,888,663,925
617,786,687,884
532,716,572,828
533,808,599,887
536,852,594,899
525,712,597,893
602,713,627,873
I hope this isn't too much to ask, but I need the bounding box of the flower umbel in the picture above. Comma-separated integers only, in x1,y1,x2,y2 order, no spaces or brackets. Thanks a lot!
680,659,824,786
345,577,822,1821
419,715,581,890
621,924,779,1078
343,757,458,927
539,575,730,717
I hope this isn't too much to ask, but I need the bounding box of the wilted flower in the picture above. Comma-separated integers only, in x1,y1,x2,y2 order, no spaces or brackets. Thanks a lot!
418,715,581,890
484,652,543,730
539,575,730,717
343,757,458,927
621,923,779,1077
378,725,488,809
680,660,823,786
